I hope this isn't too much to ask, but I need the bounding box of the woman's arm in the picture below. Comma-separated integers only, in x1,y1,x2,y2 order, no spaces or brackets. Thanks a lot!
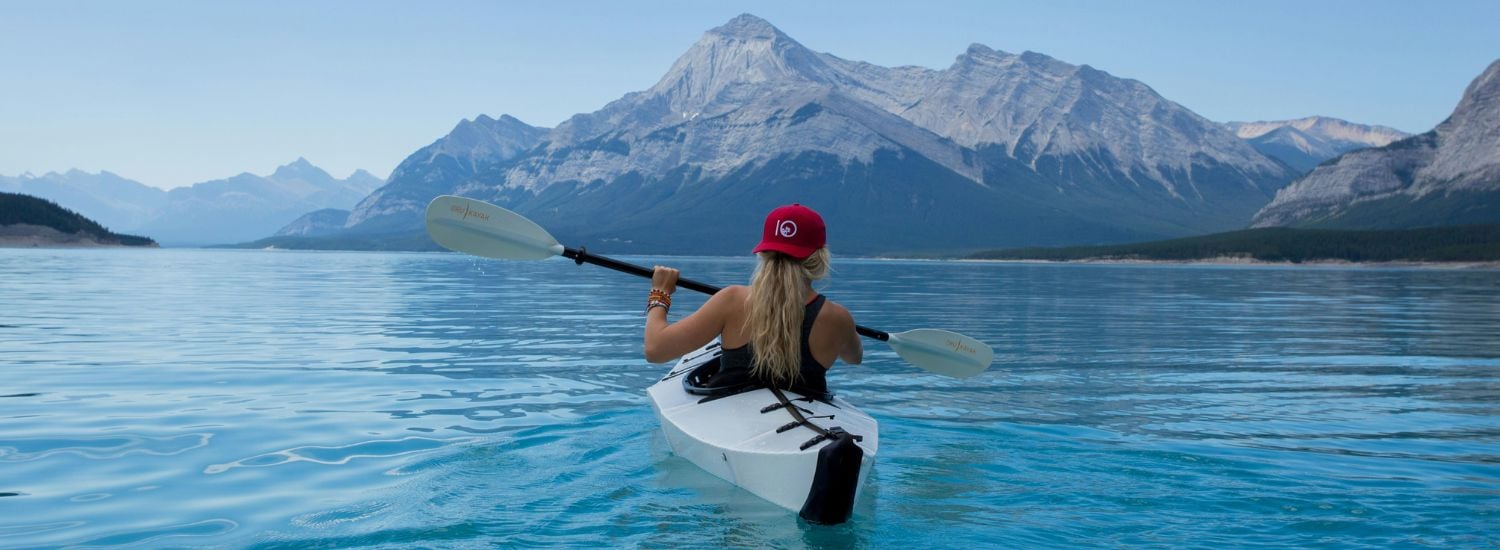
643,267,736,363
833,303,863,365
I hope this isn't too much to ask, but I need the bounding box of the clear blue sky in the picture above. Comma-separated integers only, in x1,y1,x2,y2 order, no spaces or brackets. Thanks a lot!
2,0,1496,189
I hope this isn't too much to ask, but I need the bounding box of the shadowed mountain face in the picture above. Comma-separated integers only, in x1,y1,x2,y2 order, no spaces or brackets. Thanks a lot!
339,14,1293,254
1226,117,1411,174
274,208,351,238
344,115,547,233
1253,60,1500,229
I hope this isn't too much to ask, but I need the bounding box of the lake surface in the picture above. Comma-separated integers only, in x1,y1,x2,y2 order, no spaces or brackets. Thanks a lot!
1,248,1497,548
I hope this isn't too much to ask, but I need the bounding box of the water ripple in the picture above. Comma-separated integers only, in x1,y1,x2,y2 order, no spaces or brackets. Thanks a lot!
205,437,462,474
0,433,212,462
71,519,238,547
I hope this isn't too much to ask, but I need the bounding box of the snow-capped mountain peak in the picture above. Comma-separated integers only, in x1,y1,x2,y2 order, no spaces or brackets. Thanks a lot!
646,13,834,107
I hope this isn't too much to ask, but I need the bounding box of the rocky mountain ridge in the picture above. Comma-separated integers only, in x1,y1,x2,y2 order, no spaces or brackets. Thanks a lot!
1252,60,1500,228
337,14,1294,254
345,115,546,232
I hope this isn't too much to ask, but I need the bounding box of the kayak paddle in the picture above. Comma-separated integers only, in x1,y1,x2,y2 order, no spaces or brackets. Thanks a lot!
424,195,994,378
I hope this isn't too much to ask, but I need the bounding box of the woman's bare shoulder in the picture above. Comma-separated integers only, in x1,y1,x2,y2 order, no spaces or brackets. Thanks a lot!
716,285,748,298
820,298,855,325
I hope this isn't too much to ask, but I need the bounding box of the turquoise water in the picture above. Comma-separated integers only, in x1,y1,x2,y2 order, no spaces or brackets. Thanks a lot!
1,248,1497,548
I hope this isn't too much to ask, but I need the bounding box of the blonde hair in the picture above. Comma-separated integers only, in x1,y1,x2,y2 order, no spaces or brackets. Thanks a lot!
746,248,830,385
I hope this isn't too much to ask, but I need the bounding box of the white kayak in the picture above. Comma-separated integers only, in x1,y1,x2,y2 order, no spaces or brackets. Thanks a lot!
647,339,879,524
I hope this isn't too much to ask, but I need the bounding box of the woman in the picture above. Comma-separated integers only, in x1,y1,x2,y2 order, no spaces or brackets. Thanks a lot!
643,204,862,398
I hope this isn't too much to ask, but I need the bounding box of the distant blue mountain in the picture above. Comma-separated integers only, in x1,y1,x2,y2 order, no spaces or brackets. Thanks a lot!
136,158,385,245
1226,117,1410,174
1,159,385,246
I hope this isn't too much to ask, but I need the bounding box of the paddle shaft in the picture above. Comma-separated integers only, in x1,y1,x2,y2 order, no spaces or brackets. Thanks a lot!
561,246,890,342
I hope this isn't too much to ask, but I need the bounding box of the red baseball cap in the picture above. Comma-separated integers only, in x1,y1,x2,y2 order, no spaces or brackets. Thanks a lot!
752,204,826,260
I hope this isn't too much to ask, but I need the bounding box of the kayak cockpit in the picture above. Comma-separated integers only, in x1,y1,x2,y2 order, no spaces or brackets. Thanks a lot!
678,346,834,404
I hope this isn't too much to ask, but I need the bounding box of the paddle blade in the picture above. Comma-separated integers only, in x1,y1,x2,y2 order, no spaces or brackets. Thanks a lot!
885,329,994,378
425,195,564,260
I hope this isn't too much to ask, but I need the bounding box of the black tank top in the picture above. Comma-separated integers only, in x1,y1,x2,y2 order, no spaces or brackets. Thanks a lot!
715,294,830,399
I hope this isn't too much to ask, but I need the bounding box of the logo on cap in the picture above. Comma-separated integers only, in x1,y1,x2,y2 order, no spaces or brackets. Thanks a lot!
777,220,797,238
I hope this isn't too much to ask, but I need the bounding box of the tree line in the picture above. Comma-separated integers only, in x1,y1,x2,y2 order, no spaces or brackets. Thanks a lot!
0,192,157,246
970,224,1500,263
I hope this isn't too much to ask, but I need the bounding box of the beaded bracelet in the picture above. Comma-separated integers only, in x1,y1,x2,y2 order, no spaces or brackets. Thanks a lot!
646,288,672,315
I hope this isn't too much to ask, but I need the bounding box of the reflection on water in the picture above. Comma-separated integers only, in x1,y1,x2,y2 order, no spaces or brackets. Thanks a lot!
0,249,1496,547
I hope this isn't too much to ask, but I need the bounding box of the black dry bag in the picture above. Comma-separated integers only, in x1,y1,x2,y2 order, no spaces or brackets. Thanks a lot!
798,428,864,524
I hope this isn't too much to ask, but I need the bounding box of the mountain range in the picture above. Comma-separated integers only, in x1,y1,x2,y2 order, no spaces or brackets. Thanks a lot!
11,15,1491,253
1252,59,1500,229
0,159,383,246
1225,117,1410,173
322,14,1295,255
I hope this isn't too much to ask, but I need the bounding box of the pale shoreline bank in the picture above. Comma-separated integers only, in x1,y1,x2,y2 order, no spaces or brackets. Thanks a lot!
0,224,158,249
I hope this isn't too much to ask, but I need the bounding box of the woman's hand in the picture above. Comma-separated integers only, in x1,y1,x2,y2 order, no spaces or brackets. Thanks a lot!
651,266,679,295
